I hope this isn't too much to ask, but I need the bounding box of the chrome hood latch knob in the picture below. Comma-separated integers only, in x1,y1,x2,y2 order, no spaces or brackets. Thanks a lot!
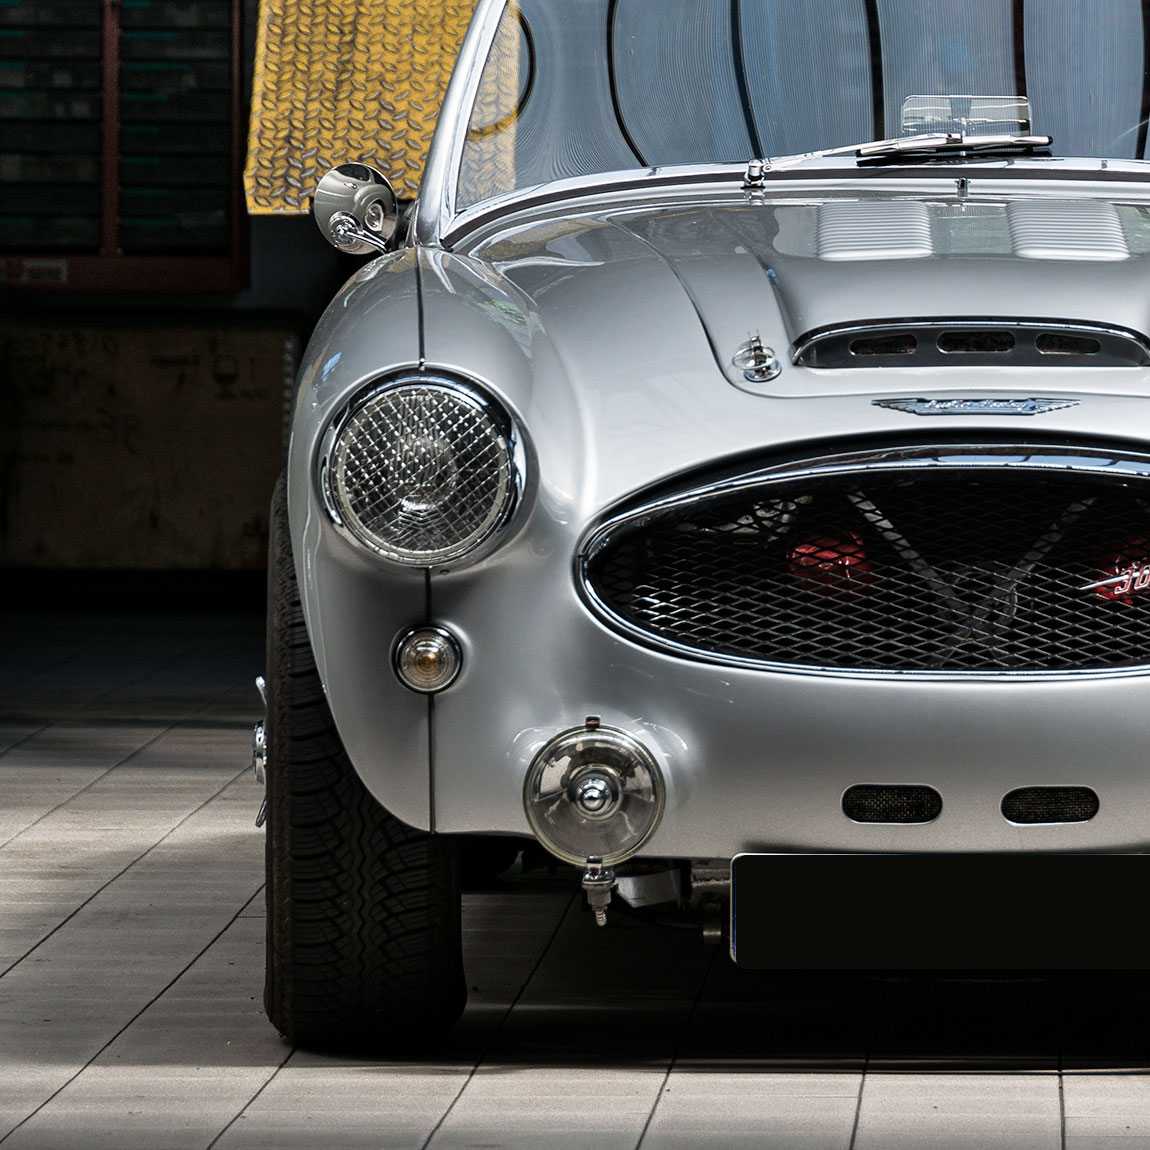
733,335,781,383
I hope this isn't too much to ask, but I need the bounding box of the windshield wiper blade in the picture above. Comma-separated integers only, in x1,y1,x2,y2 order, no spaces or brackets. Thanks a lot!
857,132,1053,160
748,132,1053,179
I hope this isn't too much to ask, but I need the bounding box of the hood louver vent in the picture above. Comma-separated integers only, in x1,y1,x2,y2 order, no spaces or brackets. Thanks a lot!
794,319,1150,368
1007,201,1129,261
816,201,933,261
815,199,1131,261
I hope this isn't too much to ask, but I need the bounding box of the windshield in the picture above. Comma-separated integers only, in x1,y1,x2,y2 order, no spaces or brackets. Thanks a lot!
458,0,1150,209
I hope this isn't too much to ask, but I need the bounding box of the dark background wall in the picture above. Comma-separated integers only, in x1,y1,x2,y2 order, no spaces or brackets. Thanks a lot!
1,0,358,595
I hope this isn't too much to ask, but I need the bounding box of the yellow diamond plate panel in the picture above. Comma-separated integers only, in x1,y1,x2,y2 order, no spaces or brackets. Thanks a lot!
245,0,477,214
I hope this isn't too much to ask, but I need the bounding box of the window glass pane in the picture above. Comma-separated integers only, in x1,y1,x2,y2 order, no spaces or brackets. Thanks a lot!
455,0,1150,212
612,0,751,166
876,0,1017,137
1025,0,1145,158
459,1,637,207
741,0,874,155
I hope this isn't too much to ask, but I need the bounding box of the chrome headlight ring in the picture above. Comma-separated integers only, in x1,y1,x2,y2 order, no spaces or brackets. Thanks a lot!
319,373,525,568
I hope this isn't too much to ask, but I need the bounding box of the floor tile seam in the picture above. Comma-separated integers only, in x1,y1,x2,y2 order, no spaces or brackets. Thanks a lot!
0,722,50,763
0,891,260,1147
847,971,885,1150
1057,969,1067,1150
1,699,255,853
1059,1070,1067,1149
420,886,580,1150
74,643,210,713
6,637,191,721
846,1073,867,1150
238,886,265,917
634,945,720,1150
186,674,264,726
0,720,177,852
206,1041,296,1150
0,642,99,701
0,763,252,982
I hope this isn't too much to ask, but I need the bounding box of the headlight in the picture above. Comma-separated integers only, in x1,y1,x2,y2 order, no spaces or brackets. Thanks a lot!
321,375,520,565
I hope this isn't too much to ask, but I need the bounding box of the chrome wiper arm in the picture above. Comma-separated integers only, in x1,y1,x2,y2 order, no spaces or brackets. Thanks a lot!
745,138,906,179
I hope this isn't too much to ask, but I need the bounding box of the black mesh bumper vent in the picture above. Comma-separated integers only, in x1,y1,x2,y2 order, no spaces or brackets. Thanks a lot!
843,784,942,823
1001,786,1099,824
582,450,1150,673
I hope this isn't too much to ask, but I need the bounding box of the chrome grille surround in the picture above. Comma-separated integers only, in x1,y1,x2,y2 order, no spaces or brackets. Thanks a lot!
319,374,522,566
579,443,1150,678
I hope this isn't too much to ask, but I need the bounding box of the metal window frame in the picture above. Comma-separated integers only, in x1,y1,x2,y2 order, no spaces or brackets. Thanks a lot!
2,0,247,293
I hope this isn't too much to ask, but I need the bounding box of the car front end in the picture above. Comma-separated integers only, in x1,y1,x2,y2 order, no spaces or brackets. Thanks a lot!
266,0,1150,1050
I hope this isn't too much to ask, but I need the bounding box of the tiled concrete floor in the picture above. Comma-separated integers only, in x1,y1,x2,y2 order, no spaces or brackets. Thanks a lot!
2,606,1149,1149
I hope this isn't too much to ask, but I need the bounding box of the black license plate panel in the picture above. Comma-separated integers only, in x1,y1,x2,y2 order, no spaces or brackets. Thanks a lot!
731,853,1150,969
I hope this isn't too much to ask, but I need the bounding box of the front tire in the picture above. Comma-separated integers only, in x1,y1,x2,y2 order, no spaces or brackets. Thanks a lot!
263,475,466,1051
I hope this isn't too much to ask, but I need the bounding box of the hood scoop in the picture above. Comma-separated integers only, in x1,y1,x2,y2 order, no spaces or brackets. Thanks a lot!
794,319,1150,368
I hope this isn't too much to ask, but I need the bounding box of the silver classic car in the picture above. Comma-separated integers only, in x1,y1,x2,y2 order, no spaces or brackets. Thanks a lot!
259,0,1150,1049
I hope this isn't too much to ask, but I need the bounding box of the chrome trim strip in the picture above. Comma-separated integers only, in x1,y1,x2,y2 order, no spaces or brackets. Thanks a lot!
577,442,1150,681
439,169,1150,248
317,370,527,570
439,166,745,248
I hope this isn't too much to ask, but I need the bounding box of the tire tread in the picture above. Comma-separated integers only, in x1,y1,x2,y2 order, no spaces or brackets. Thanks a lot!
263,474,465,1051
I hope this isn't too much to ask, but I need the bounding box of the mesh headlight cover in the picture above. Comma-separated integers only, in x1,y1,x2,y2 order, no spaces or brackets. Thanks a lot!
325,379,518,564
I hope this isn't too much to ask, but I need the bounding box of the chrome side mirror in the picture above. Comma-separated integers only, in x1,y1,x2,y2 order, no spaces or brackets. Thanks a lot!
313,163,398,254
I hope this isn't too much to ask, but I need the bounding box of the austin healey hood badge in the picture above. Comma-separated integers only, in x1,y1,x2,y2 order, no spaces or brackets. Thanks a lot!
874,397,1080,416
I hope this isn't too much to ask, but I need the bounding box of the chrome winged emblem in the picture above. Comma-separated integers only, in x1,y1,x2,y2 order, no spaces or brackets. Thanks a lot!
873,397,1080,416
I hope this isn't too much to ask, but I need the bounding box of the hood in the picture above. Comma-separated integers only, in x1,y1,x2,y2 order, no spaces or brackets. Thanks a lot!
466,189,1150,397
416,186,1150,514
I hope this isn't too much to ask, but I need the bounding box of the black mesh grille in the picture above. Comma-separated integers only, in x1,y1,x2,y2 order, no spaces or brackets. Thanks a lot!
843,784,942,823
1001,786,1099,823
584,467,1150,672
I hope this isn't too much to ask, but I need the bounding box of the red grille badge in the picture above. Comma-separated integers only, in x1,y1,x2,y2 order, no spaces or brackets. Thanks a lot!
1082,544,1150,602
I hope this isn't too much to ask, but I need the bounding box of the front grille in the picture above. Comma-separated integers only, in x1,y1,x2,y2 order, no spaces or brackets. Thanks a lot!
582,448,1150,673
1002,786,1099,824
843,784,942,823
